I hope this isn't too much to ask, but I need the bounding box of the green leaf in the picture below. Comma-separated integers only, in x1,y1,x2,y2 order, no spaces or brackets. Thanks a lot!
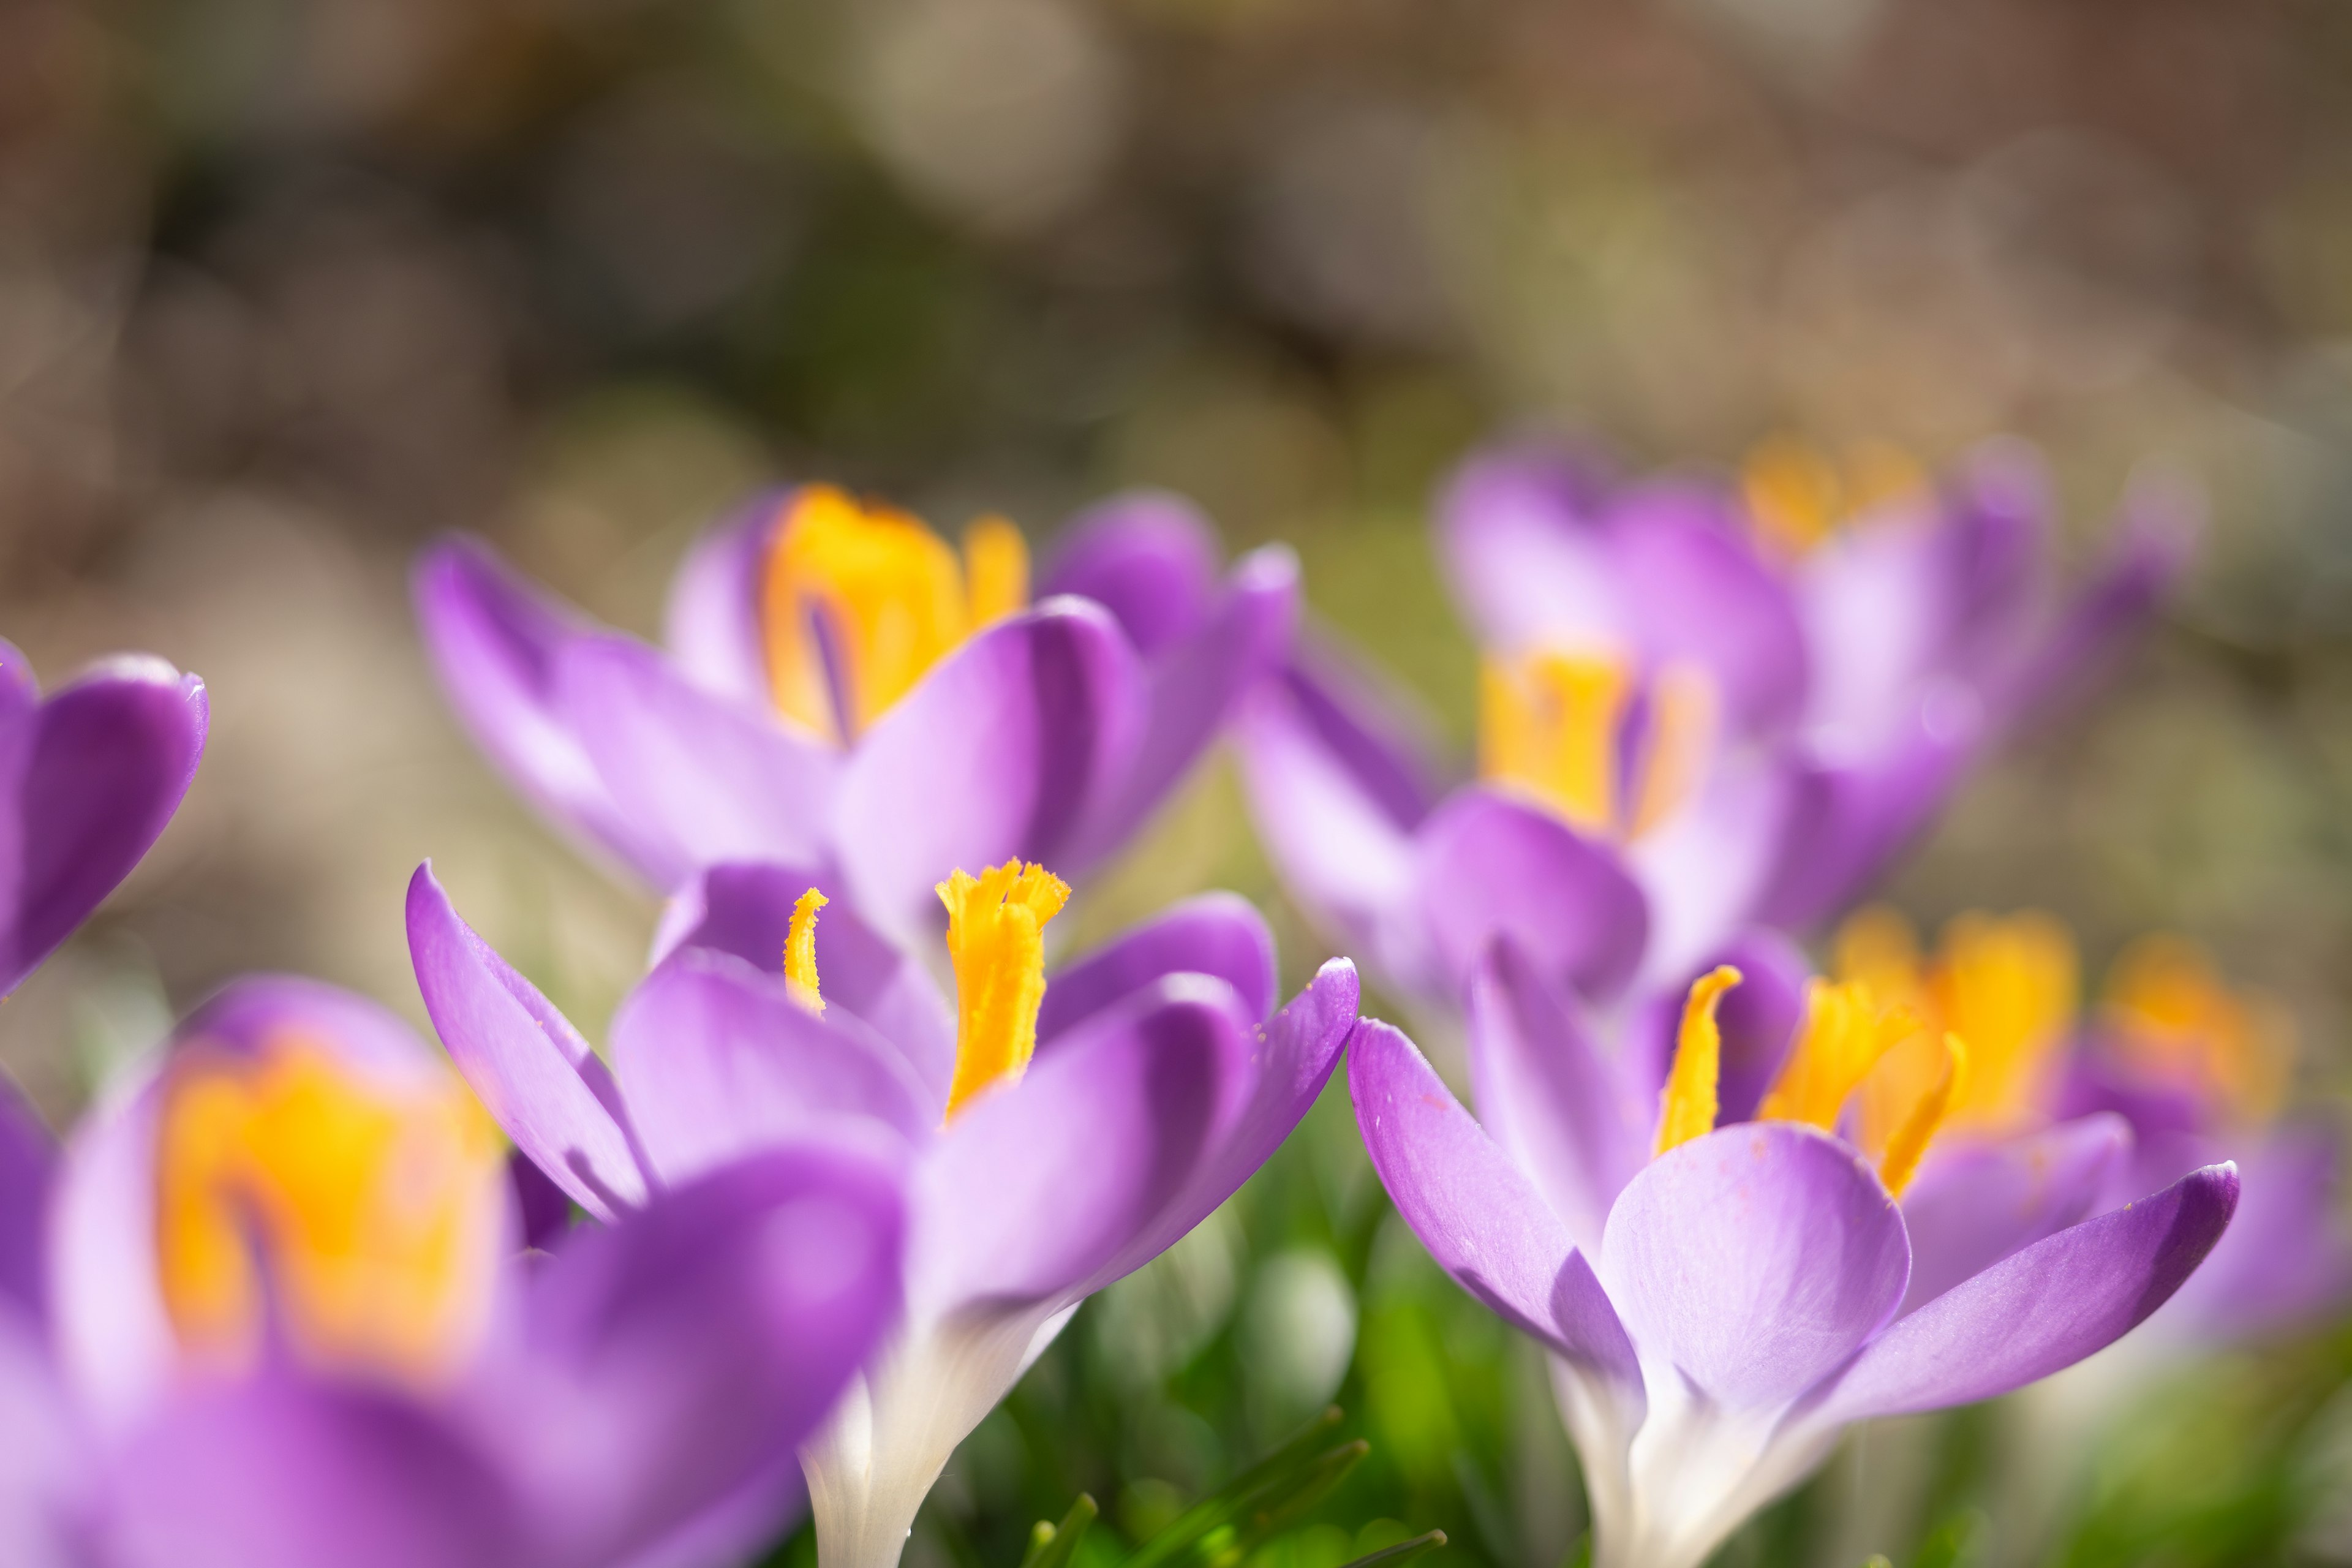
1124,1408,1368,1568
1332,1529,1445,1568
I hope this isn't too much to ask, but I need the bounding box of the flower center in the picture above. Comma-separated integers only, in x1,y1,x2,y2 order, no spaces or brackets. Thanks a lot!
155,1035,506,1384
1479,648,1716,842
939,861,1070,1120
760,485,1030,744
2101,934,2292,1124
1738,435,1926,560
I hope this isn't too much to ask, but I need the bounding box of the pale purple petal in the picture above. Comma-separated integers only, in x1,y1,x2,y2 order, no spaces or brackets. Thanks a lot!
0,657,207,999
0,1076,50,1324
1039,491,1222,657
92,1376,523,1568
914,976,1251,1316
833,601,1146,943
1061,545,1298,872
414,536,663,880
1036,892,1277,1046
1623,760,1793,987
510,1145,904,1568
50,1066,177,1425
177,974,440,1084
1436,447,1627,658
1464,940,1644,1257
2154,1123,2352,1343
1896,1115,2132,1316
1414,787,1649,1006
1348,1019,1643,1398
558,635,837,893
609,950,933,1183
652,862,954,1101
406,864,650,1219
1813,1162,2238,1422
1599,1122,1908,1410
665,492,788,707
0,1303,78,1568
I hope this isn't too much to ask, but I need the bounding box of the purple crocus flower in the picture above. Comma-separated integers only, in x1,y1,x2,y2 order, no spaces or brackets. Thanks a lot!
406,853,1359,1568
1237,439,2190,1018
0,974,902,1568
1350,946,2237,1568
416,486,1295,944
0,644,208,1000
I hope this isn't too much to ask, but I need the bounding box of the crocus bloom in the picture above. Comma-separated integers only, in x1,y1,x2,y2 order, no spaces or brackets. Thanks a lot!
407,854,1359,1568
1239,439,2189,1016
1,975,902,1568
0,643,207,999
1351,946,2238,1568
416,486,1296,942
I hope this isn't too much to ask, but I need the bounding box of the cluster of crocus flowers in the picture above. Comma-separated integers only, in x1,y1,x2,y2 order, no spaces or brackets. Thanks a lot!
416,484,1297,941
409,847,1360,1568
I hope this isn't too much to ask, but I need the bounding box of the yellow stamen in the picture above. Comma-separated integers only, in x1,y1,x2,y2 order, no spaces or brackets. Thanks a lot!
1932,911,2075,1129
1756,979,1918,1131
156,1035,505,1383
1626,662,1719,840
1877,1033,1968,1197
2103,935,2293,1124
1741,435,1930,559
938,861,1071,1120
1480,648,1629,835
785,888,828,1015
760,486,1029,743
1655,967,1741,1156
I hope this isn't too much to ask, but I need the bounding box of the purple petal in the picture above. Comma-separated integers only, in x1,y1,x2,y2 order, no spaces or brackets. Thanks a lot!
1599,1122,1908,1410
1623,761,1794,987
1039,491,1223,657
0,657,207,998
1414,787,1649,1006
50,1068,177,1424
406,864,649,1220
1815,1163,2238,1422
1062,545,1298,872
0,1303,78,1566
0,1077,50,1325
609,949,933,1184
665,492,789,707
1036,892,1278,1046
92,1376,522,1568
833,602,1145,943
914,976,1252,1316
1621,929,1811,1118
1436,448,1628,658
653,861,954,1102
1896,1115,2132,1316
1464,940,1644,1257
413,535,663,880
176,974,442,1083
512,1144,904,1568
2154,1123,2352,1343
557,634,837,893
1348,1019,1643,1398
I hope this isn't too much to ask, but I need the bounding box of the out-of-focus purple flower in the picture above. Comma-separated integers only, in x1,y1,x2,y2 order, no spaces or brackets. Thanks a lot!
0,644,208,1000
1350,942,2236,1568
415,486,1295,943
408,854,1357,1568
1237,439,2191,1016
4,976,902,1568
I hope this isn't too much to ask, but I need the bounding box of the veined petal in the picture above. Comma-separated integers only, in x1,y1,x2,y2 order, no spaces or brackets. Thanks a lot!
1349,1019,1643,1398
1812,1162,2237,1424
1415,787,1649,1006
609,949,933,1185
1897,1114,2131,1316
1038,491,1223,657
0,656,207,999
834,602,1145,944
1464,940,1645,1257
652,861,954,1103
558,635,837,892
405,864,649,1220
1035,892,1278,1046
665,492,788,707
1599,1122,1907,1411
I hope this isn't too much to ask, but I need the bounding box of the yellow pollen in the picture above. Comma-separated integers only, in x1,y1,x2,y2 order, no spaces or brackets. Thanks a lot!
1877,1033,1969,1197
2102,935,2293,1125
785,888,828,1015
1655,966,1741,1156
155,1035,505,1384
938,860,1071,1121
1481,648,1627,835
1740,435,1928,559
1756,979,1919,1131
760,486,1031,744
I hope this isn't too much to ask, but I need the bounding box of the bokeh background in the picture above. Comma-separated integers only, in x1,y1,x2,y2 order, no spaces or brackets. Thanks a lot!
6,0,2352,1562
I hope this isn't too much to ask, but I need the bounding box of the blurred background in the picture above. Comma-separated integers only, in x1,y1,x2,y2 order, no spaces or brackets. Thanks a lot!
5,0,2352,1562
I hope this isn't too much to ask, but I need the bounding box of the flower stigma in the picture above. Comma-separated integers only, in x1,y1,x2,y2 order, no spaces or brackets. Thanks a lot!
786,887,829,1016
1655,965,1742,1155
1481,649,1717,842
1738,434,1927,559
155,1034,506,1384
761,485,1030,745
938,860,1071,1121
